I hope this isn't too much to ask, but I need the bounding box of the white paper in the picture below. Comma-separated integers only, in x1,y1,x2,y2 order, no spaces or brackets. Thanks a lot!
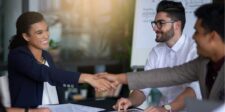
40,103,105,112
110,108,144,112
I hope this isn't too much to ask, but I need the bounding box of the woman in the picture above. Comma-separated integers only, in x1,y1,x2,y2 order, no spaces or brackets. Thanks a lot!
8,11,115,109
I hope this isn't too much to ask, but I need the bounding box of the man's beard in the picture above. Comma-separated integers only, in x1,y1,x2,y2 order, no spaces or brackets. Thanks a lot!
155,26,174,42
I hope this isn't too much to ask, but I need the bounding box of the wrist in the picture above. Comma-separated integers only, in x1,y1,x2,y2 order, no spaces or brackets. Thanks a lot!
127,98,134,107
118,73,127,84
79,74,93,83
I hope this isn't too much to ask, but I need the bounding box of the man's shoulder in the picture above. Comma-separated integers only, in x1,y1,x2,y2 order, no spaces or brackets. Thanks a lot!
182,35,197,54
153,43,166,50
148,43,167,56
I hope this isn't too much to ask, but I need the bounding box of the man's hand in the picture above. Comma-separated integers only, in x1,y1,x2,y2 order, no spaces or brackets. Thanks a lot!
144,106,167,112
113,97,132,111
80,74,116,92
96,72,119,83
90,75,116,92
96,72,128,85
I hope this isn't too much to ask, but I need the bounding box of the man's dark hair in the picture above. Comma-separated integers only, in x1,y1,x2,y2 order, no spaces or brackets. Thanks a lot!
195,3,224,42
157,0,186,31
213,0,224,4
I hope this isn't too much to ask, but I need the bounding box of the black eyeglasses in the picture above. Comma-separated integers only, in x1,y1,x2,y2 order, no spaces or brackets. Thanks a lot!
151,20,177,29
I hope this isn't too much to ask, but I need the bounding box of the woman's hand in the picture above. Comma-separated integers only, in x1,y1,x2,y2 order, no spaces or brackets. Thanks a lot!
79,73,117,92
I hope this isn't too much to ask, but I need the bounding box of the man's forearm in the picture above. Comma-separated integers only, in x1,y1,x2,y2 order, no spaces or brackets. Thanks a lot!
117,73,128,84
170,87,196,111
128,90,146,107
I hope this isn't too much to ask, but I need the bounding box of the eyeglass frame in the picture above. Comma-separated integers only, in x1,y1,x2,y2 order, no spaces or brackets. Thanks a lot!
151,19,178,29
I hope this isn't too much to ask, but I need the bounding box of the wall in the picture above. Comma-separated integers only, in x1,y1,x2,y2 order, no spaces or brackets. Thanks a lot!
3,0,22,61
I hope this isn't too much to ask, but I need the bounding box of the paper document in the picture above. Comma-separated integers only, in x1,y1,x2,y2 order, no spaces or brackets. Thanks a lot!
40,103,105,112
110,108,144,112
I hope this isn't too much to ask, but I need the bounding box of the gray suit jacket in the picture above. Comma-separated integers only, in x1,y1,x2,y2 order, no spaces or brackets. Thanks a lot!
127,57,224,101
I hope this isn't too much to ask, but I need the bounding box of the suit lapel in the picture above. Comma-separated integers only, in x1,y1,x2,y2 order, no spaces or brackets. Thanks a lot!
201,59,210,99
209,62,225,100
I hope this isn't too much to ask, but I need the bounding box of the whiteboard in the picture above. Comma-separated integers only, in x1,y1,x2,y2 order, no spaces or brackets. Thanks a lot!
130,0,211,68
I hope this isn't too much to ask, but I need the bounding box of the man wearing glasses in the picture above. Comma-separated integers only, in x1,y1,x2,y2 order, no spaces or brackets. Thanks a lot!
112,1,201,112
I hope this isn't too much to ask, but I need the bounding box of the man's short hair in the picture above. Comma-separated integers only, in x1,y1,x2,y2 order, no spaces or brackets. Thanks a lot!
195,3,224,42
157,0,186,31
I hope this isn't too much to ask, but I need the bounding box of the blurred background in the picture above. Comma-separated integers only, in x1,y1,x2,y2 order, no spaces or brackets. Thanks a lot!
0,0,135,103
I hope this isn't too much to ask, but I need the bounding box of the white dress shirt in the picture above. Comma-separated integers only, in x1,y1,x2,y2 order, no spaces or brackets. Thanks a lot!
141,34,202,106
42,61,59,105
213,103,225,112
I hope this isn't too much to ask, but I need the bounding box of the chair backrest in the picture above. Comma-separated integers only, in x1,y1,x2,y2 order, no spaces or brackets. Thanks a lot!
0,71,11,107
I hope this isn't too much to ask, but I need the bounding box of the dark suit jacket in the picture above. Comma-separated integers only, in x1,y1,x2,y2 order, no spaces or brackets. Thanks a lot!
8,46,80,108
127,57,224,101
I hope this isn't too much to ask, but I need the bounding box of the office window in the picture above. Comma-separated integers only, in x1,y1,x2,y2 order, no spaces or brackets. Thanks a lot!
27,0,134,101
31,0,135,72
0,0,3,63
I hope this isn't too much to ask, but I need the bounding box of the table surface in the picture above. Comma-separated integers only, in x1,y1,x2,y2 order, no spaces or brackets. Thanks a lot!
71,97,118,111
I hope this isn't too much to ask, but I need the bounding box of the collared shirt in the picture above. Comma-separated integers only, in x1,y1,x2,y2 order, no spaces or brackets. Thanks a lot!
141,34,202,105
206,56,225,98
42,61,59,105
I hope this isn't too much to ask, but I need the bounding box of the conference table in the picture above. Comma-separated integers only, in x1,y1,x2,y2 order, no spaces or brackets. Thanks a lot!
71,97,118,111
41,97,118,112
71,97,143,112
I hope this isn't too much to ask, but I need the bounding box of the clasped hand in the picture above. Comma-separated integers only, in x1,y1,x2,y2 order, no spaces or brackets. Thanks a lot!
88,72,120,92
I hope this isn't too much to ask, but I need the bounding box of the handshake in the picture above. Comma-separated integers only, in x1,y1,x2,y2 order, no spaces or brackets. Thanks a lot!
79,72,132,111
79,72,127,92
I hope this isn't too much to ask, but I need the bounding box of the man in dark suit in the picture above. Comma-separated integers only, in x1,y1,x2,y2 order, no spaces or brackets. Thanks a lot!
99,3,224,111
